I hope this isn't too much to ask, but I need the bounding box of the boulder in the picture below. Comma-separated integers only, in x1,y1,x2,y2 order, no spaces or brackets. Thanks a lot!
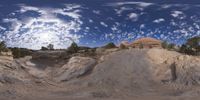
55,57,96,82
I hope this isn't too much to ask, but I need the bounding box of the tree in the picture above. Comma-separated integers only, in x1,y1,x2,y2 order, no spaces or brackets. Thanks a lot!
186,36,200,52
0,41,8,52
161,41,168,49
119,43,127,49
47,44,54,50
41,46,48,51
67,42,79,53
167,43,175,50
161,41,176,50
11,47,21,58
180,36,200,55
139,43,144,49
103,42,116,49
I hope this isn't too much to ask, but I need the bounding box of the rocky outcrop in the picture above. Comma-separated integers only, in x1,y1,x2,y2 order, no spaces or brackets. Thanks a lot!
55,57,96,82
0,55,31,84
15,56,48,78
147,49,200,86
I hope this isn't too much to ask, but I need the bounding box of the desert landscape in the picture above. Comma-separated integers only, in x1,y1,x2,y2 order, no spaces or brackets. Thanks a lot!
0,39,200,100
0,0,200,100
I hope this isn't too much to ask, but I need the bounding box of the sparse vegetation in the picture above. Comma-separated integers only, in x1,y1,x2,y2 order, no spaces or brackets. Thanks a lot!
161,41,176,50
0,41,9,52
180,36,200,55
161,41,168,49
102,42,116,49
139,43,144,49
167,43,176,50
47,44,54,50
119,43,127,49
40,44,54,51
66,42,79,53
10,47,32,58
41,46,48,51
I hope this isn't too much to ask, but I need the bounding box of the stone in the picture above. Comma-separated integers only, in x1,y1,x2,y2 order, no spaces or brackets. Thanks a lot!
55,56,96,82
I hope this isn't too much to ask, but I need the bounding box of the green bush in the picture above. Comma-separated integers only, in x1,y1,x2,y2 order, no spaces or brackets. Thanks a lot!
161,41,176,50
47,44,54,50
0,41,9,52
161,41,168,49
119,43,127,49
67,42,79,53
41,46,48,51
102,42,116,49
167,43,175,50
10,48,32,58
180,36,200,55
139,43,144,49
186,37,200,52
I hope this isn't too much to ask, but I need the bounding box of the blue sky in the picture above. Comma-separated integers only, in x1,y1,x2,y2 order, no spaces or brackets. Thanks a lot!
0,0,200,49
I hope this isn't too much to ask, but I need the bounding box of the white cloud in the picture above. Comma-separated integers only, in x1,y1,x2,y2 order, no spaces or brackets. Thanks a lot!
93,10,100,15
100,22,108,27
18,5,40,13
106,2,154,7
4,17,82,49
153,18,165,23
64,4,82,11
2,18,18,23
1,4,84,49
115,7,133,16
17,4,82,20
128,13,138,21
0,26,6,31
108,2,153,15
111,25,118,31
53,9,81,19
89,19,93,23
171,11,185,19
140,24,145,28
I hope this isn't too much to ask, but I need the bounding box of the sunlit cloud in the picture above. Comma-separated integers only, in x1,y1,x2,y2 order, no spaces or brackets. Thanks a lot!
1,4,83,49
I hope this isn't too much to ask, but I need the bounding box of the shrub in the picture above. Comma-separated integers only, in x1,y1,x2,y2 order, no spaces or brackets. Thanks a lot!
47,44,54,50
139,43,144,49
167,43,175,50
180,36,200,55
10,48,32,58
119,43,127,49
161,41,176,50
0,41,9,52
161,41,168,49
41,46,48,51
102,42,116,49
186,36,200,52
67,42,79,53
11,47,21,58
